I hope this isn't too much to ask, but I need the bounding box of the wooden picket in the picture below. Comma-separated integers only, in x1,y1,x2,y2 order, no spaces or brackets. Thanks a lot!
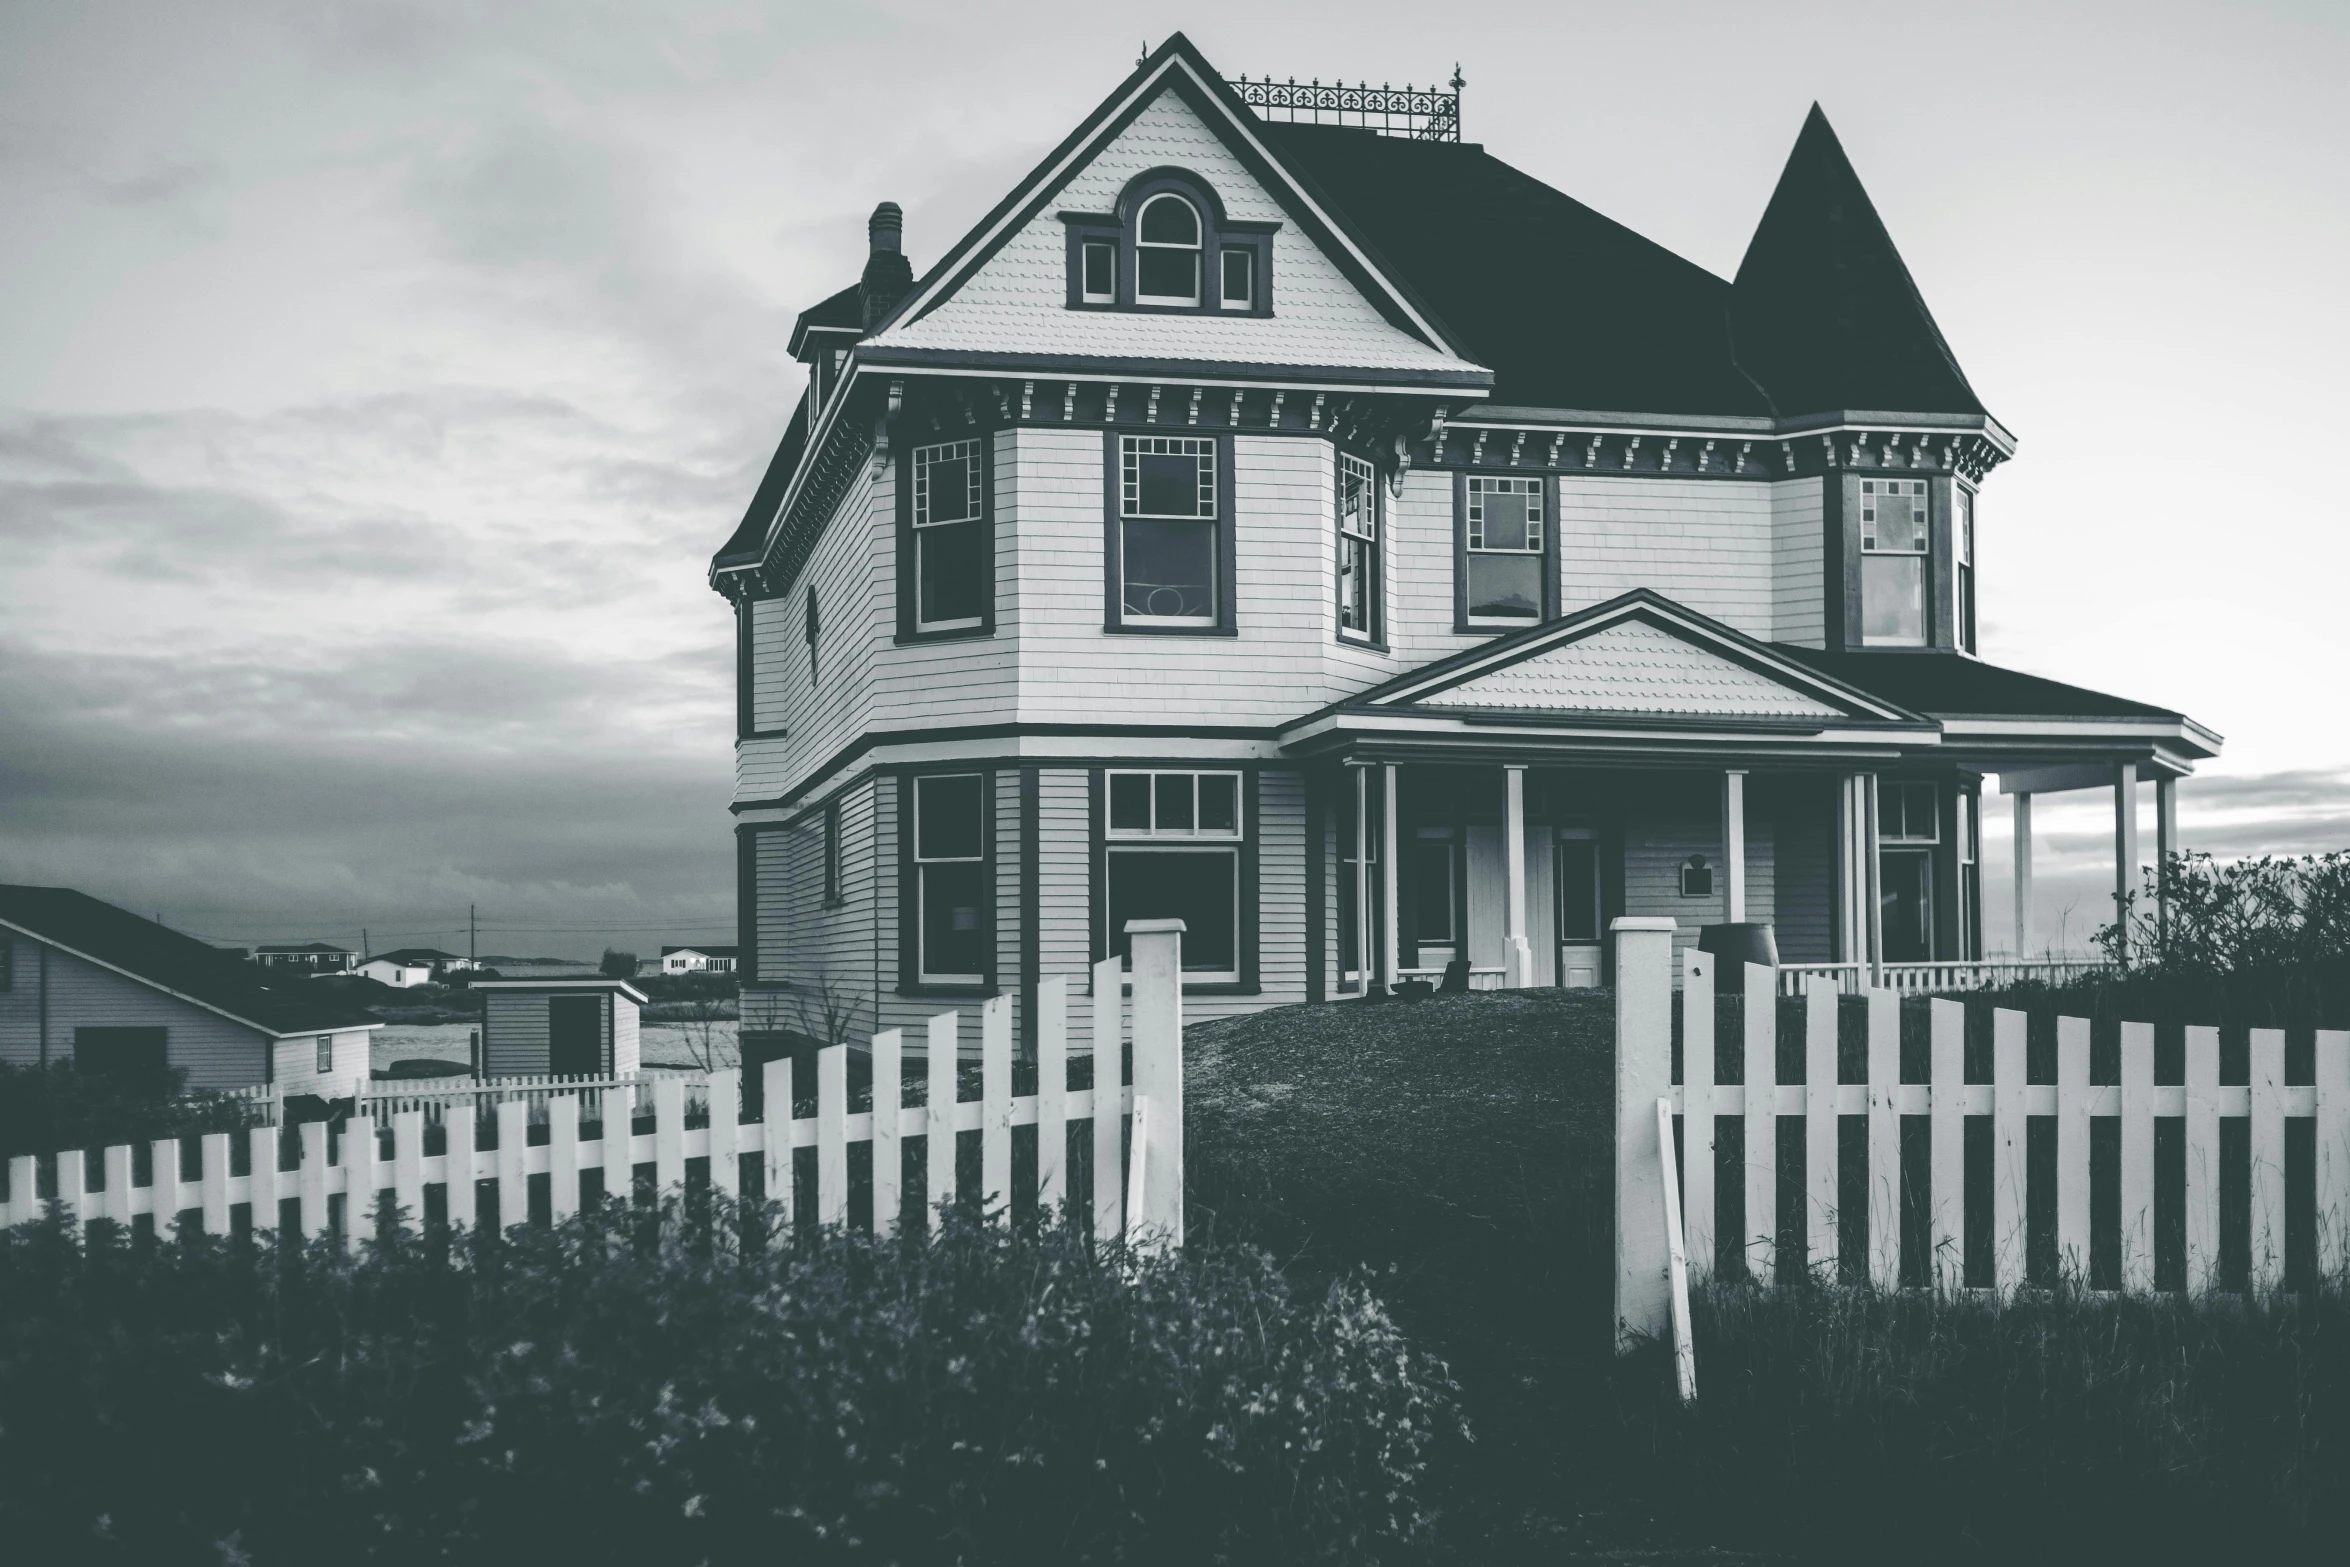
1614,922,2350,1346
0,932,1184,1250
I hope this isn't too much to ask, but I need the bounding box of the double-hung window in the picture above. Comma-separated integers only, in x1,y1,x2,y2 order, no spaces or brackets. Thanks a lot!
1219,246,1255,308
1104,770,1242,982
1135,193,1202,305
1080,239,1116,304
1116,435,1220,627
912,773,989,985
1463,476,1545,625
1954,485,1976,653
909,439,988,633
1860,479,1930,645
1878,780,1938,962
1336,452,1379,642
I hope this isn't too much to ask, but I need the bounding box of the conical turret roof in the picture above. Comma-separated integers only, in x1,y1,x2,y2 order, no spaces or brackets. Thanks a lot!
1732,106,1985,417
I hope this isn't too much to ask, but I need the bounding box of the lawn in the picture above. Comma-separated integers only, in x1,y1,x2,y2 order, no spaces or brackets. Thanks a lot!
1184,989,2350,1565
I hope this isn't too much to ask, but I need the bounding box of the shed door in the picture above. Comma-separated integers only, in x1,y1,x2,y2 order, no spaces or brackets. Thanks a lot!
549,996,604,1076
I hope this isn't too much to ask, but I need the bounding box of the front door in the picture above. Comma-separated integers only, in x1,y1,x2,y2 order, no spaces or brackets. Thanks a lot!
1557,832,1602,988
549,995,605,1076
1881,849,1934,962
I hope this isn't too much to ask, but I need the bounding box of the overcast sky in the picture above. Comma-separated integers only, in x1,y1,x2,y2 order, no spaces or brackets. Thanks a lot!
2,1,2344,960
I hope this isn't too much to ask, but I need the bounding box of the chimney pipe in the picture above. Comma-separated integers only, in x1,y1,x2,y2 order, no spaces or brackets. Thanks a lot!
860,201,913,330
868,201,903,255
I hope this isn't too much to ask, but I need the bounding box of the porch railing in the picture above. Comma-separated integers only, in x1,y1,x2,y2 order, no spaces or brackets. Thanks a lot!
1395,963,1508,992
1775,959,2111,997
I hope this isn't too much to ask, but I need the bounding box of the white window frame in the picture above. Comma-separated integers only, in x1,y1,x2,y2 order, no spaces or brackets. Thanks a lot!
1860,478,1931,647
1219,245,1254,308
1337,452,1379,643
913,772,988,985
1882,780,1940,844
1134,193,1203,306
1118,435,1218,627
911,438,986,633
1104,768,1244,984
316,1035,333,1073
1464,475,1545,626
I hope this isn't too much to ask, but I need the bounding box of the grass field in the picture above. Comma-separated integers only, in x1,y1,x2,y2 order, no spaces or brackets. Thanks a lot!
1184,989,2350,1565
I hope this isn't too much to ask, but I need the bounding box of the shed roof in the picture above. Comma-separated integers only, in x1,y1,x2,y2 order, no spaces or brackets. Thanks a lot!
471,978,650,1004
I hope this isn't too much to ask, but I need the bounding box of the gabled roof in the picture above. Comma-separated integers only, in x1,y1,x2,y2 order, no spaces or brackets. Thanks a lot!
255,941,349,955
0,886,379,1037
1730,106,1985,418
1291,590,1926,732
375,947,461,965
660,944,738,957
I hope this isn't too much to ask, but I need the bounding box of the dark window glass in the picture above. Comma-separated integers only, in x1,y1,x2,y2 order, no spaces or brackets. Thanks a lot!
917,521,988,625
1558,839,1600,942
1138,195,1198,244
1137,248,1197,300
920,862,989,980
1107,850,1236,972
915,774,984,861
1121,518,1216,620
1133,451,1209,517
1082,240,1114,299
1221,247,1253,306
1154,773,1194,832
1467,554,1541,619
1109,773,1151,831
1197,774,1238,833
805,587,819,683
1881,849,1934,961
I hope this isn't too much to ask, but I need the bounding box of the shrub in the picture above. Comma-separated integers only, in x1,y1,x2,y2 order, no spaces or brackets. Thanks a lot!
599,947,639,978
0,1060,260,1160
0,1205,1462,1565
2068,852,2350,1027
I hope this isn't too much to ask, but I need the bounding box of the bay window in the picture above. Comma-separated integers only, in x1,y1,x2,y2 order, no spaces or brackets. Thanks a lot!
1108,433,1232,632
1101,769,1247,984
1460,474,1548,627
1955,484,1977,653
1860,478,1930,645
907,772,991,987
1336,451,1379,642
905,438,989,635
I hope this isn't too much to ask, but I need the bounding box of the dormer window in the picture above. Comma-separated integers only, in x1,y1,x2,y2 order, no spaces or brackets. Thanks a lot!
1135,194,1202,304
1061,170,1276,316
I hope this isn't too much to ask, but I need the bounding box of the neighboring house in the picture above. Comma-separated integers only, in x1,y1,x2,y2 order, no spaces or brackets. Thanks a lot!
254,941,354,972
352,957,434,988
375,946,471,974
0,885,380,1097
659,945,740,975
711,36,2219,1059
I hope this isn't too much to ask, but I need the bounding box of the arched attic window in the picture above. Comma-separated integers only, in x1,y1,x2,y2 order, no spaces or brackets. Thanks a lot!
1061,168,1277,316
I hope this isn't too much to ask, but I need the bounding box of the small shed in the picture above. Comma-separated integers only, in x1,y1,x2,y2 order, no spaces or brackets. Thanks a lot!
472,978,645,1078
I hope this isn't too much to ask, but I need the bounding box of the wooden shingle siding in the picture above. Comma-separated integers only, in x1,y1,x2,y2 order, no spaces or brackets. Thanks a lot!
1379,468,1482,670
612,997,640,1076
0,940,269,1089
1035,767,1095,1047
1558,477,1775,637
1772,476,1826,647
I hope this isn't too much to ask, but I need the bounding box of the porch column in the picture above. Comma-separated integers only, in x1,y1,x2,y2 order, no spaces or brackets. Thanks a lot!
1380,763,1401,993
1351,762,1372,995
1503,764,1533,988
1835,773,1861,963
1863,772,1884,984
2012,792,2034,959
2114,761,2139,964
2154,774,2177,954
1721,769,1748,924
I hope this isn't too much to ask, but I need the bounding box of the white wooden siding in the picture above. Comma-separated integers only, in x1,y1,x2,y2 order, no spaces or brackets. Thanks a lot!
1772,476,1826,647
0,938,270,1088
1558,476,1776,636
1379,467,1482,670
482,992,554,1077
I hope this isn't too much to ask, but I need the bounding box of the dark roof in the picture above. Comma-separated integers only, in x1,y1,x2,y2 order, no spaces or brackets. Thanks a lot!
255,941,349,955
786,282,863,359
0,886,379,1035
660,944,738,957
713,393,810,568
1769,648,2180,720
374,947,459,965
1730,106,1985,417
1260,123,1771,416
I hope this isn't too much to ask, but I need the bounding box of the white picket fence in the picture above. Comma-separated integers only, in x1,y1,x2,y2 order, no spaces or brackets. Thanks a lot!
356,1073,658,1130
2,928,1189,1253
1615,919,2350,1356
1776,958,2109,997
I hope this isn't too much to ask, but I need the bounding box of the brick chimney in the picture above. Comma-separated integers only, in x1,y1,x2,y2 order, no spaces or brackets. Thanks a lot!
860,201,912,330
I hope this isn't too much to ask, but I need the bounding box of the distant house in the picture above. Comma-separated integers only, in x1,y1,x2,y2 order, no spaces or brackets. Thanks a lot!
0,885,380,1096
659,945,739,975
375,946,471,973
255,941,353,972
352,957,433,988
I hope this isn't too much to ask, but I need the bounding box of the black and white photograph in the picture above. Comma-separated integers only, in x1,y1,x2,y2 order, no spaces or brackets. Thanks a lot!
3,3,2346,1561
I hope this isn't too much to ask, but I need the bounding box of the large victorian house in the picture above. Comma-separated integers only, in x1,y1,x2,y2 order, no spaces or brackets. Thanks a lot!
713,35,2218,1058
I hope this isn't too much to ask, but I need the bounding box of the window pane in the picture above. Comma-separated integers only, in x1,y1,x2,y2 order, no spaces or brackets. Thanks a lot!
1558,839,1601,942
915,774,984,860
1873,486,1928,552
1474,489,1534,551
1138,194,1199,245
918,452,977,524
1123,518,1216,619
917,520,988,625
1412,842,1454,942
1467,553,1542,619
1221,247,1252,305
1107,850,1236,972
1133,451,1209,517
1198,774,1238,833
1862,555,1925,643
1340,534,1374,632
1136,246,1199,300
921,862,990,977
1083,241,1114,297
1154,773,1195,832
1880,851,1933,962
1109,772,1151,832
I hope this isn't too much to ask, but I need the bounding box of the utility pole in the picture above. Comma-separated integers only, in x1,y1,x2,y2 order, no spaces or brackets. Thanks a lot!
362,927,370,961
469,904,477,968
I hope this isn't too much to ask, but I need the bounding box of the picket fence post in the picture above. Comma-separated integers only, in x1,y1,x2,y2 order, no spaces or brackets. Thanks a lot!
1126,919,1185,1250
1680,949,1715,1283
1091,953,1126,1243
1612,916,1676,1350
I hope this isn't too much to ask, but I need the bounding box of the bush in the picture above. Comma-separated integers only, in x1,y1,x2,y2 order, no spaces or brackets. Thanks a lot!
2067,852,2350,1027
0,1205,1462,1565
0,1060,261,1160
599,947,639,978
